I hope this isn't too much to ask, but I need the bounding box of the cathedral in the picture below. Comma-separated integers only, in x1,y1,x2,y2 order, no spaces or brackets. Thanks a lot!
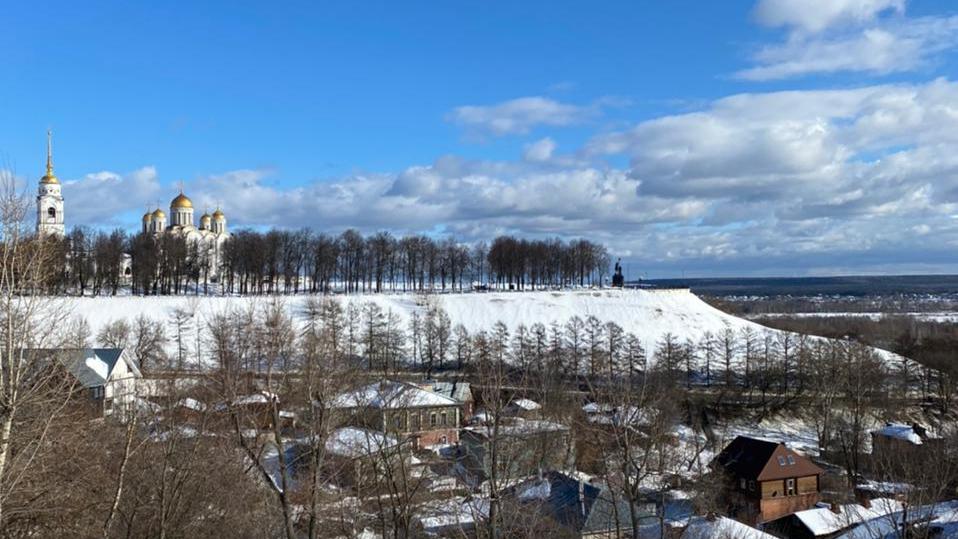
35,131,231,277
141,192,230,275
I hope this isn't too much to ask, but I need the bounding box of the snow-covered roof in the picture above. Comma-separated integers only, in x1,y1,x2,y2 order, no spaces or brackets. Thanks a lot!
325,427,399,458
509,398,541,411
331,381,459,409
173,397,206,411
682,516,776,539
39,348,140,388
793,501,903,537
873,423,923,445
419,497,489,532
464,419,569,438
233,391,278,406
428,381,472,403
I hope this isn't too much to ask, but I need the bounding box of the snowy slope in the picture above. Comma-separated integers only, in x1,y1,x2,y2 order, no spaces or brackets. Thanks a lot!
51,289,897,366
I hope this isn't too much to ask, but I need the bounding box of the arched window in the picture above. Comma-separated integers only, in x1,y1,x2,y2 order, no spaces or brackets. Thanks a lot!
47,207,56,221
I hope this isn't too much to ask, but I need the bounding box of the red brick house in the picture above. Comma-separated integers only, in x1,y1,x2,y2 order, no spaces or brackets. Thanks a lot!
712,436,824,524
331,380,462,449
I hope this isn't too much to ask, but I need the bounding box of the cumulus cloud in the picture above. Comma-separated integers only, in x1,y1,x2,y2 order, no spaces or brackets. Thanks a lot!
740,0,958,80
446,96,601,137
63,166,161,227
522,138,557,162
56,78,958,275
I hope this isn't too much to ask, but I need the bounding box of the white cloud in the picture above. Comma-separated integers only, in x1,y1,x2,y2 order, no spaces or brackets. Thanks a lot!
63,166,161,227
740,0,958,80
738,16,958,80
446,97,598,137
753,0,904,33
522,138,557,162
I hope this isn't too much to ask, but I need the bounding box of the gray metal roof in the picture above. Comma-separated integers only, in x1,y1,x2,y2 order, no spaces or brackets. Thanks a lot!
30,348,134,388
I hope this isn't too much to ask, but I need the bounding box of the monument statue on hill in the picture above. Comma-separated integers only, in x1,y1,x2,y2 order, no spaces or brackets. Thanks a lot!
612,258,624,288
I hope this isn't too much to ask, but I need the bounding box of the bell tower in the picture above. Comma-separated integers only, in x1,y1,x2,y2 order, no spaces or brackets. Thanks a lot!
36,130,65,237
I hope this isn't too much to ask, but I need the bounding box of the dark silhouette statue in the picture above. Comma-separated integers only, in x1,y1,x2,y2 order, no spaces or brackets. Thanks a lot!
612,258,624,287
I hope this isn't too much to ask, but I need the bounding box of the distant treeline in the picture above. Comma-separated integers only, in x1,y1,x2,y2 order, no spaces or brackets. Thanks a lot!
40,227,612,296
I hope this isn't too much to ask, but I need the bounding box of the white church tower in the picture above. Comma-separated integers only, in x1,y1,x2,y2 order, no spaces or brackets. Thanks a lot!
36,130,65,237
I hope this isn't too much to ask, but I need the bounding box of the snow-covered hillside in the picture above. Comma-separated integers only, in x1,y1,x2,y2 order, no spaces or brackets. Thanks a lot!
52,289,897,365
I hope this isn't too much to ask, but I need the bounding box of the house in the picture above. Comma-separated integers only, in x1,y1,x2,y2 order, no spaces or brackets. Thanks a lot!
764,499,904,539
417,496,489,537
502,470,656,538
459,419,574,483
427,380,474,422
711,436,824,524
870,423,946,473
332,380,463,449
36,348,141,417
320,427,406,489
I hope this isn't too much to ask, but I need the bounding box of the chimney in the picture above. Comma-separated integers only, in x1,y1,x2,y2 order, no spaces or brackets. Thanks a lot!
706,511,717,522
861,497,871,509
829,502,842,514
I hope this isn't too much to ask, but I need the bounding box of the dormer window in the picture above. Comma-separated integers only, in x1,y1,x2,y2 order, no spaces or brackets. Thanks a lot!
777,456,786,466
787,455,796,465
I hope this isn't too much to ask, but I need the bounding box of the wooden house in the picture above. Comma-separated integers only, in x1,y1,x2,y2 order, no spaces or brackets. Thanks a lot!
711,436,824,524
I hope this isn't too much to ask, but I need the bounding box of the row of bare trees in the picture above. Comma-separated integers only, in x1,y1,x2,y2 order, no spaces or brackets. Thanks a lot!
38,226,613,298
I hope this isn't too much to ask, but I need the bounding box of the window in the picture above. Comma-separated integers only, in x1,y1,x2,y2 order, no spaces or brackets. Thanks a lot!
440,412,447,426
47,207,56,220
430,413,437,427
393,415,402,429
440,435,447,444
748,480,756,492
739,478,747,490
787,455,796,465
777,456,787,466
786,478,796,496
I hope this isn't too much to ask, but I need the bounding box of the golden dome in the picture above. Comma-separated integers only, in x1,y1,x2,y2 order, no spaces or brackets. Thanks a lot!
212,208,226,220
142,211,153,222
171,193,193,209
40,174,59,185
152,208,166,219
200,213,211,224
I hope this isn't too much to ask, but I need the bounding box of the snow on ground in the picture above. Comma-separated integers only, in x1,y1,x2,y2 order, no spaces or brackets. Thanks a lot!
53,289,901,367
722,417,821,456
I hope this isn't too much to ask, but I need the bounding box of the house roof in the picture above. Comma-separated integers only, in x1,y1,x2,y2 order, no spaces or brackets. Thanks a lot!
34,348,139,388
872,423,924,445
331,380,459,409
713,435,823,481
505,471,655,535
428,381,473,403
464,418,569,439
682,515,777,539
325,427,399,459
509,398,541,411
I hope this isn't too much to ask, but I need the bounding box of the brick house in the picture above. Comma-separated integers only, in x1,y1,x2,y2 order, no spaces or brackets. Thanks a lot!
712,436,823,524
331,380,462,449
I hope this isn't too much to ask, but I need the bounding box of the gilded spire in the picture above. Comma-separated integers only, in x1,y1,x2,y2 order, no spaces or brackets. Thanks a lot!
40,129,59,184
46,129,53,176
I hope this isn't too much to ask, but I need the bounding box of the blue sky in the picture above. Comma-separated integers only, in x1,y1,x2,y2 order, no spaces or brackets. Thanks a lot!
3,0,958,277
